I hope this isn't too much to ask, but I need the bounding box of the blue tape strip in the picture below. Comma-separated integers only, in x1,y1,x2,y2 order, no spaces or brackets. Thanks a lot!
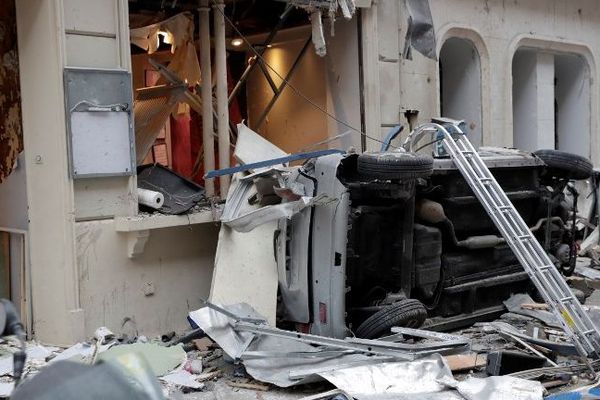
205,149,345,179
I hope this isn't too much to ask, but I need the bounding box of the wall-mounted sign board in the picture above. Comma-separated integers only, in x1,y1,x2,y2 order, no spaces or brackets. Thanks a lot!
64,67,135,179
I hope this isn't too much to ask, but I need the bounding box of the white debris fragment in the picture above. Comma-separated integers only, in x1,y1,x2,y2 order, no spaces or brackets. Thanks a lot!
311,11,327,57
160,369,204,390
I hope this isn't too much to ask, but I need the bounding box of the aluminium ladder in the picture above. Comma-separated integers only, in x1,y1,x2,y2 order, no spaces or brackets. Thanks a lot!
433,122,600,359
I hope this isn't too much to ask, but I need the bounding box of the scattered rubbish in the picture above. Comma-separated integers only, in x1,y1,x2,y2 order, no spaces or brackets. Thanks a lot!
161,331,176,343
94,326,116,345
137,163,205,214
504,294,561,328
159,369,204,391
317,355,454,399
196,369,222,382
226,378,270,391
49,342,96,364
545,382,600,399
98,343,186,377
490,321,577,357
192,337,213,352
183,359,203,374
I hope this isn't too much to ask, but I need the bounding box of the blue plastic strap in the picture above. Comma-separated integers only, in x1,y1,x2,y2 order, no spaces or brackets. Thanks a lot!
205,149,345,179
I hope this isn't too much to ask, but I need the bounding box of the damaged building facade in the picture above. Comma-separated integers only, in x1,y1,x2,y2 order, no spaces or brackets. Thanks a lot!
0,0,599,346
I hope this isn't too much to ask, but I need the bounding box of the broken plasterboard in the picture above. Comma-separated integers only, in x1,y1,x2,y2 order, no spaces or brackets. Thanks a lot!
210,172,279,324
234,123,288,171
209,222,279,325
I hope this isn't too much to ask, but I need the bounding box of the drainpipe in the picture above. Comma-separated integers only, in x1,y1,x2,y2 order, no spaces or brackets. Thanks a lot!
213,0,230,196
199,1,215,197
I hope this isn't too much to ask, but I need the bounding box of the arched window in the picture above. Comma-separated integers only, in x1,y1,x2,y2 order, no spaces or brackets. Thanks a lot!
439,38,483,147
512,49,590,156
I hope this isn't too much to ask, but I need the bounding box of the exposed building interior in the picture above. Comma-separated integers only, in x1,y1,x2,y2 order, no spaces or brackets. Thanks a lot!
3,0,600,398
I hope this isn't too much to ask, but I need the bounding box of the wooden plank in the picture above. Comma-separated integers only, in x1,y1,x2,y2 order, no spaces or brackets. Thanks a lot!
444,353,487,372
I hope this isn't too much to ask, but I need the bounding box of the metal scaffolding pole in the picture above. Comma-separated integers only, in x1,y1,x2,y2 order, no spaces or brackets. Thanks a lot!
228,5,294,104
213,0,230,195
199,0,215,197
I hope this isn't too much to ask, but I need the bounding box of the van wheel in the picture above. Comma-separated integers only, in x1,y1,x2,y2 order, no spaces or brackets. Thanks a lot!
357,152,434,180
534,149,593,180
354,299,428,339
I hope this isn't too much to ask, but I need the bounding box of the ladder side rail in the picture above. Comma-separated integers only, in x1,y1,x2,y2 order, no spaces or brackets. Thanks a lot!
450,135,596,340
436,126,600,356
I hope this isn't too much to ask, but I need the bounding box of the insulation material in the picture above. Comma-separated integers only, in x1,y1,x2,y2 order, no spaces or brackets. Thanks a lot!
0,0,23,183
134,85,187,164
130,13,201,85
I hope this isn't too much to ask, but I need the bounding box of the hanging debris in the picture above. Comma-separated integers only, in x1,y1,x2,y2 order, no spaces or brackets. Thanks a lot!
277,0,357,56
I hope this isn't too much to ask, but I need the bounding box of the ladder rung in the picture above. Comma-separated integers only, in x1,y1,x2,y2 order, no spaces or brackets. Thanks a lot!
538,265,554,271
478,178,492,184
498,206,512,212
560,296,574,303
583,329,596,336
517,235,532,241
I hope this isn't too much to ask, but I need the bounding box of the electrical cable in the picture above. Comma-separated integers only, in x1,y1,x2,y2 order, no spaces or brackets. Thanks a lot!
211,1,392,149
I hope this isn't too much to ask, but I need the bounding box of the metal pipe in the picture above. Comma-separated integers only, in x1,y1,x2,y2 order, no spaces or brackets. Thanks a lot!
255,37,312,128
199,1,215,197
213,0,230,195
228,5,294,104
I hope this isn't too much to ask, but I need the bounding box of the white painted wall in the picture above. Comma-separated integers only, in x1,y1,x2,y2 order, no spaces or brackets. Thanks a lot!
555,53,591,157
324,18,363,151
63,0,137,220
0,153,27,230
440,38,483,147
77,221,218,337
16,0,221,345
369,0,600,163
246,38,330,153
16,0,82,345
513,50,556,152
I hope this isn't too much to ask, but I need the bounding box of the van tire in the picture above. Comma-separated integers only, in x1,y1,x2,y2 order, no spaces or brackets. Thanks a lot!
354,299,428,339
357,152,434,180
534,149,593,180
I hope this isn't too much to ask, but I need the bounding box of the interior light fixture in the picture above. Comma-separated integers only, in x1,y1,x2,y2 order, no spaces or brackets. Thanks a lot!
231,38,244,47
